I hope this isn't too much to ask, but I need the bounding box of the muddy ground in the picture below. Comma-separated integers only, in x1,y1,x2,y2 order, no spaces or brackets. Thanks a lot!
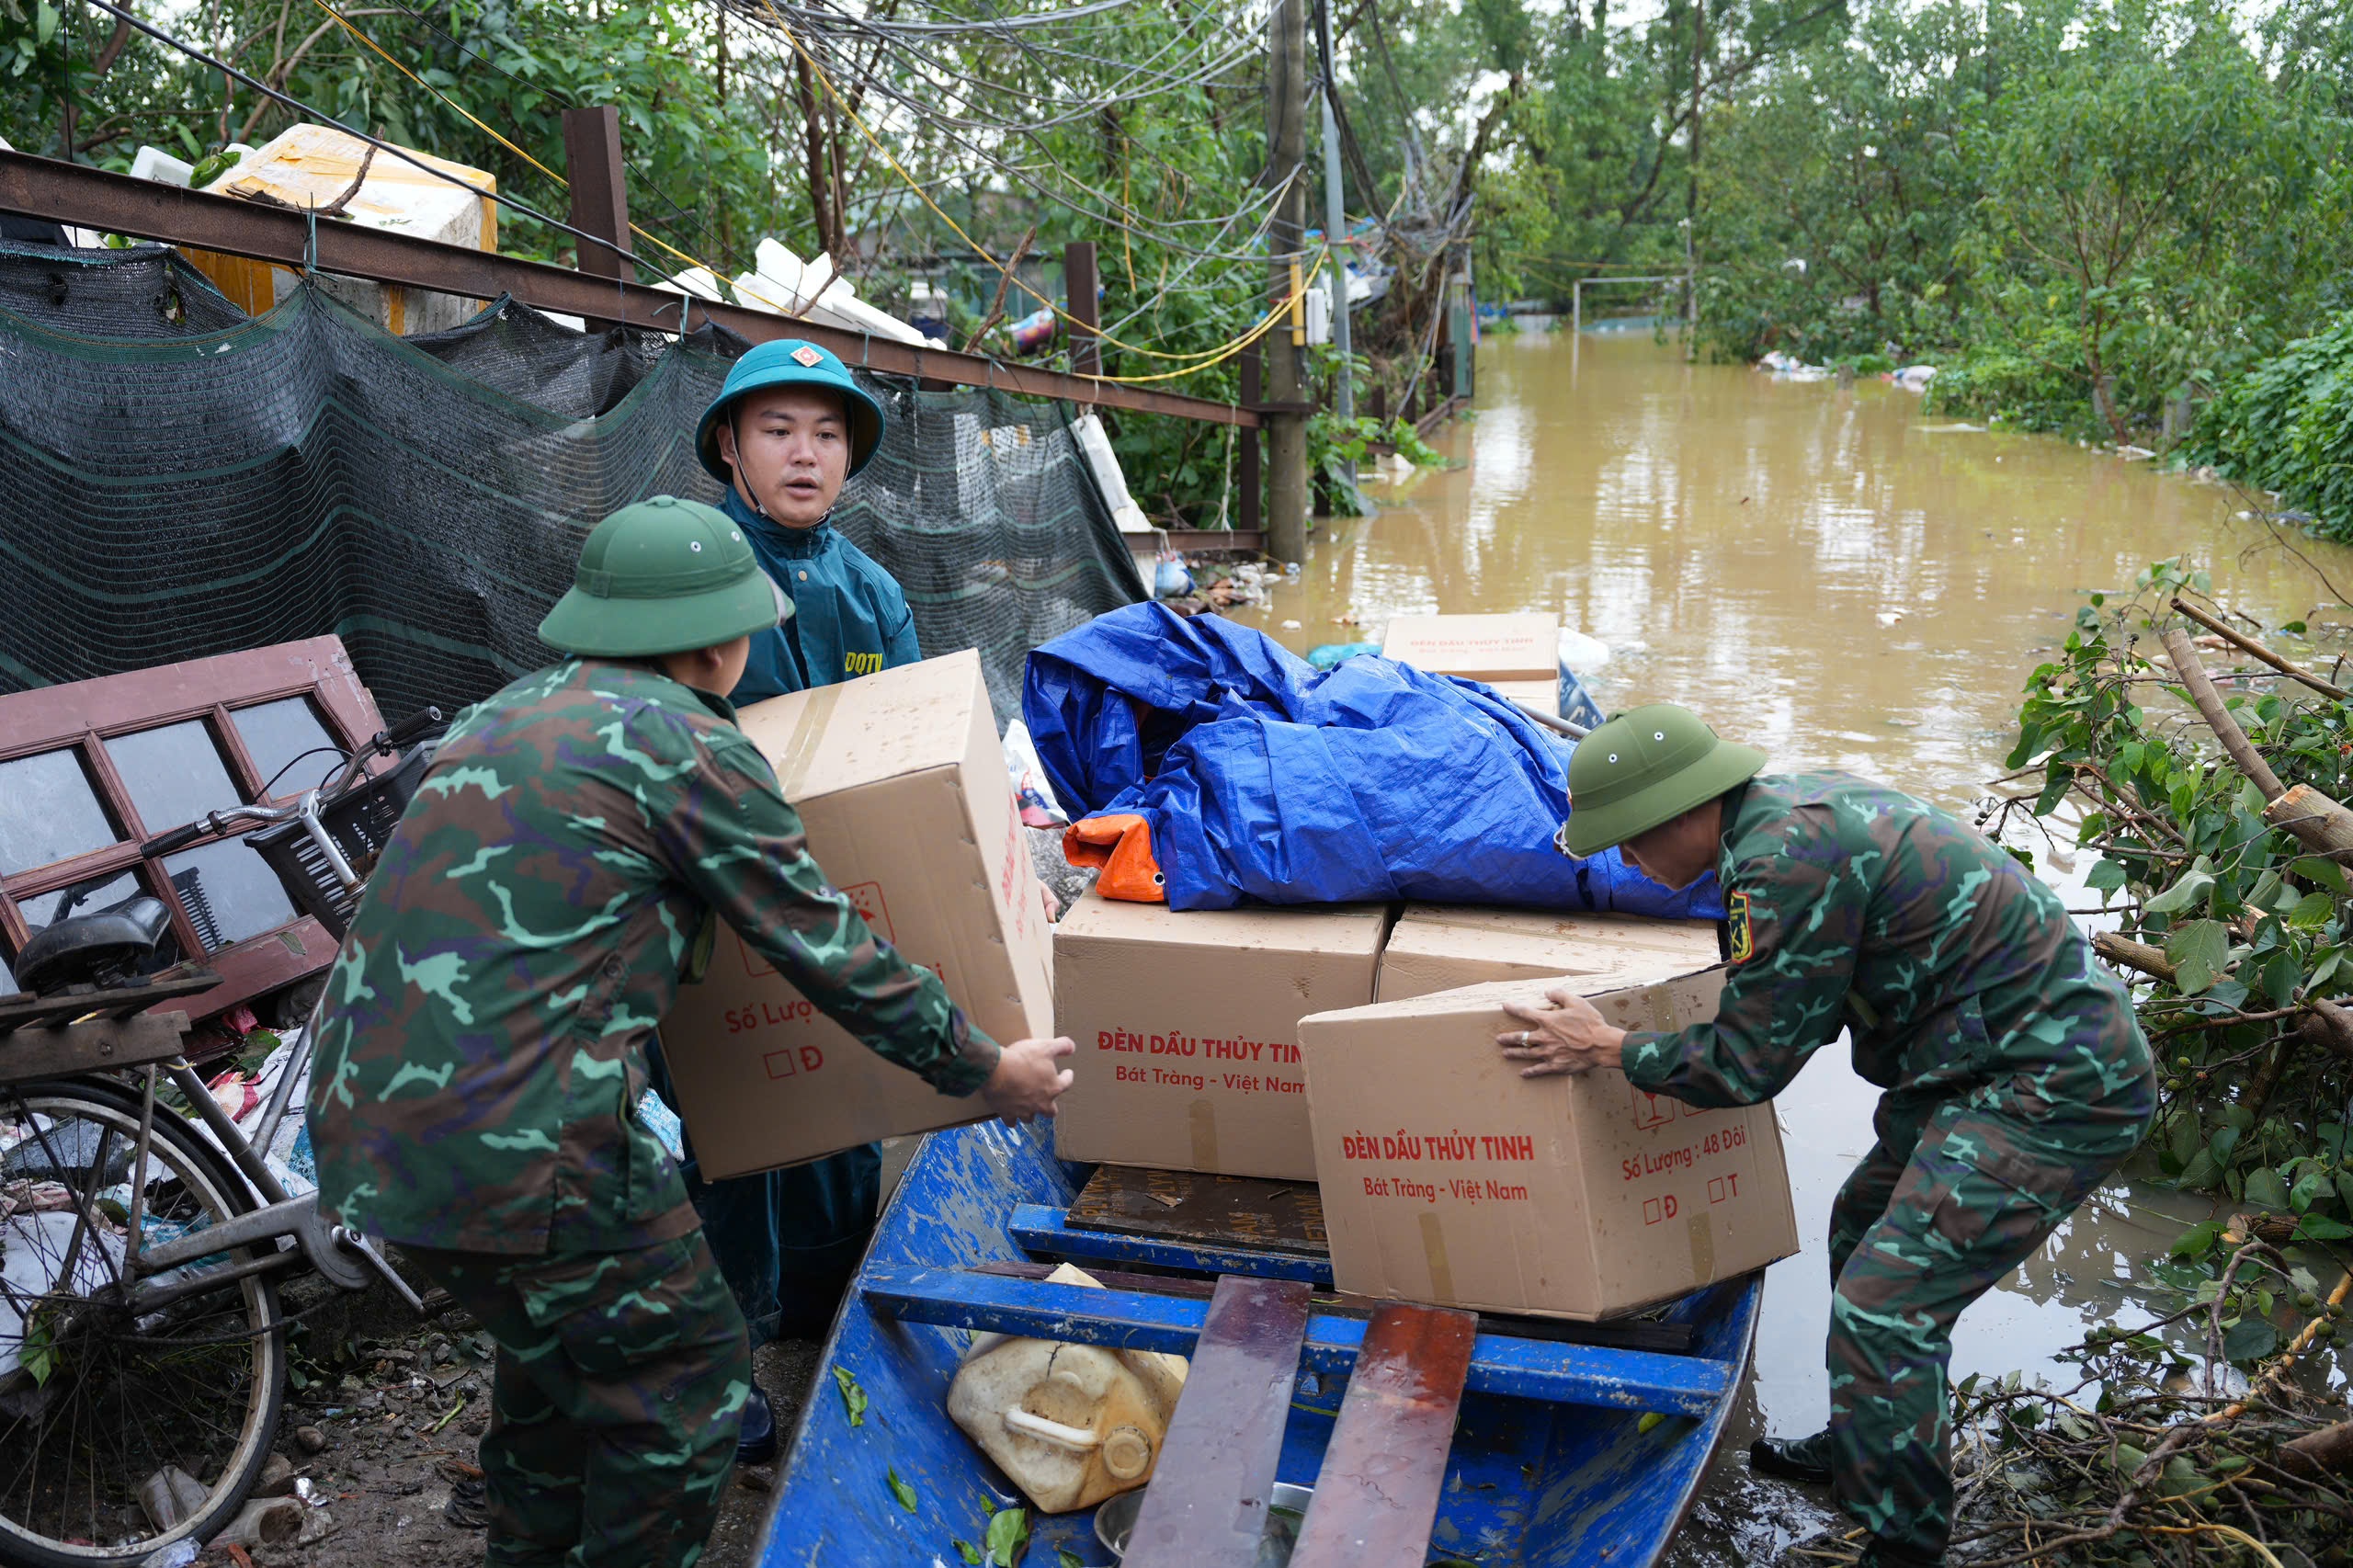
179,1265,823,1568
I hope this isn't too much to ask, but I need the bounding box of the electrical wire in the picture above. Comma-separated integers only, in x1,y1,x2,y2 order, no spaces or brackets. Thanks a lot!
367,0,744,280
716,6,1279,255
301,0,735,285
749,0,1317,373
91,0,1310,386
729,0,1268,210
72,0,642,271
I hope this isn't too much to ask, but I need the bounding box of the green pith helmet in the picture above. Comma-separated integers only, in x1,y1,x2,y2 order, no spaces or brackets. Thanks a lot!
538,496,790,658
1557,702,1767,858
695,337,887,483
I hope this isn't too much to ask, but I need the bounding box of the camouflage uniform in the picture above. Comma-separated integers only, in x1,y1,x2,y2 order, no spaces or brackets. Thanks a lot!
308,657,1000,1567
1620,773,2155,1562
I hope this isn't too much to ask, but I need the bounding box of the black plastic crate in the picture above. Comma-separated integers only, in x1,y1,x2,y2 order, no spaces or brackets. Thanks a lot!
246,743,436,942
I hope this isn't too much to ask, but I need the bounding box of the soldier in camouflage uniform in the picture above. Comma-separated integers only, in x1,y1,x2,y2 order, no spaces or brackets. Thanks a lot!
1495,703,2154,1567
307,495,1074,1568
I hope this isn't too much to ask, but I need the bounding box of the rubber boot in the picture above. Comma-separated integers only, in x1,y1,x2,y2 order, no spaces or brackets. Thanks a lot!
736,1387,779,1466
1749,1428,1834,1484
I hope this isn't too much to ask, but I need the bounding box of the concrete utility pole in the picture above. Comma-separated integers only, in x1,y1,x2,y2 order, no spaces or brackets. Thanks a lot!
1265,0,1310,563
1315,0,1353,426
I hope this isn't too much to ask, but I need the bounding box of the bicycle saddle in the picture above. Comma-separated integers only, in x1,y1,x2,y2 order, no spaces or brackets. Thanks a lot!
15,896,174,994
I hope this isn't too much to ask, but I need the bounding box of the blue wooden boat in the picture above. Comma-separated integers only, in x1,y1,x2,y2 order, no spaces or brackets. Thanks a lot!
756,1119,1762,1567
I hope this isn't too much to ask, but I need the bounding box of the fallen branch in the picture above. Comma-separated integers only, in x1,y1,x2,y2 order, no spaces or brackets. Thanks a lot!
2173,597,2350,699
2296,996,2353,1062
2092,932,2353,1061
2206,1264,2353,1425
2262,783,2353,864
2163,629,2353,862
2163,628,2287,797
2092,931,2173,983
2279,1418,2353,1481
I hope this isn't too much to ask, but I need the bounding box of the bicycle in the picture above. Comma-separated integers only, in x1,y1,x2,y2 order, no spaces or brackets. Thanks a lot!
0,706,445,1565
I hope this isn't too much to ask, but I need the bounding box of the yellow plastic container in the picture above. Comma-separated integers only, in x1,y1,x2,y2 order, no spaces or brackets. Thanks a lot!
946,1264,1188,1513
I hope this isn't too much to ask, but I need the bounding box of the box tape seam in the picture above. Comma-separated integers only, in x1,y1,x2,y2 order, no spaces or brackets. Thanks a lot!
778,682,847,799
1418,1210,1455,1302
1188,1098,1219,1172
1687,1206,1713,1285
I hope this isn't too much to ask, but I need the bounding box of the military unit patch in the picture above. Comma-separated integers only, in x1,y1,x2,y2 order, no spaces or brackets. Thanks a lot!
1725,889,1753,962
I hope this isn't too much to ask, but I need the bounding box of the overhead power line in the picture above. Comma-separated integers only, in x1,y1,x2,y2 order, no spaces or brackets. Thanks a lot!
74,0,633,268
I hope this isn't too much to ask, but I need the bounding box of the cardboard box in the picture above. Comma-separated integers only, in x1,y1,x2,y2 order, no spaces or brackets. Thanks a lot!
1052,893,1390,1180
185,125,499,335
1484,678,1560,716
1377,904,1721,1003
662,650,1055,1178
1299,970,1798,1320
1381,612,1560,682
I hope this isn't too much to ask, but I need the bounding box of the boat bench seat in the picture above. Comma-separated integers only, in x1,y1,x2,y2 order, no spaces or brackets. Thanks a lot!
862,1262,1737,1415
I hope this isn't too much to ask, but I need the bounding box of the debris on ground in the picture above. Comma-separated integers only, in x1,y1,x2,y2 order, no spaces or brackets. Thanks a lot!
149,1264,825,1566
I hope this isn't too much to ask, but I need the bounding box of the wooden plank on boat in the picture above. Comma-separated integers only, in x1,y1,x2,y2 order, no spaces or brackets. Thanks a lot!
969,1260,1697,1354
1066,1165,1326,1257
1009,1202,1333,1284
862,1264,1734,1415
1290,1304,1475,1568
1122,1275,1311,1568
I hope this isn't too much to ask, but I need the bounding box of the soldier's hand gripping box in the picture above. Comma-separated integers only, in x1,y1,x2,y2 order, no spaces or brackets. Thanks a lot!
1299,969,1798,1320
662,649,1055,1178
1051,892,1390,1181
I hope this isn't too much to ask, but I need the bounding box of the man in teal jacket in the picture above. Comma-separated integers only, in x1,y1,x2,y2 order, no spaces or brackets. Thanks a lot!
650,339,922,1463
703,339,921,701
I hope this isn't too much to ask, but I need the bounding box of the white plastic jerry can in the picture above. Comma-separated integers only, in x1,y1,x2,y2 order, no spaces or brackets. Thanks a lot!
945,1264,1188,1513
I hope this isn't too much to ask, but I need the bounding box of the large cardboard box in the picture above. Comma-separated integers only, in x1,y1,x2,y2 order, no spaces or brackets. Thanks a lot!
1377,904,1721,1003
1300,970,1798,1320
663,650,1055,1178
1381,612,1559,682
185,124,499,335
1053,893,1390,1180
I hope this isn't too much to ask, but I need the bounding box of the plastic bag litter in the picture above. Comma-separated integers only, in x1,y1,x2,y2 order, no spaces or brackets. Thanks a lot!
1023,603,1722,916
1152,551,1195,600
1001,720,1068,828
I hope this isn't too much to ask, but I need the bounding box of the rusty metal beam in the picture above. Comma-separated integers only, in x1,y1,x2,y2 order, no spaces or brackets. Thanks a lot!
0,151,1256,428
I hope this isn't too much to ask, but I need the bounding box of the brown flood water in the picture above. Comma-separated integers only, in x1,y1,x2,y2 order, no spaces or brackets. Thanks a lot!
1238,329,2353,1558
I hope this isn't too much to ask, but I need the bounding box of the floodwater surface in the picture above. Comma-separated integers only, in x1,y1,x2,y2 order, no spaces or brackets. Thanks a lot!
1241,329,2353,1560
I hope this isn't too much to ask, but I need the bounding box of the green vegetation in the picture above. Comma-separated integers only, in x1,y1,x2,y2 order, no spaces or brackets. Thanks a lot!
2181,319,2353,540
1699,0,2350,444
1988,562,2353,1563
7,0,2352,517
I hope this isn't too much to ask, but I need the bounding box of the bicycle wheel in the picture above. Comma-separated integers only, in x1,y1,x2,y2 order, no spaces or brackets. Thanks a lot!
0,1077,289,1566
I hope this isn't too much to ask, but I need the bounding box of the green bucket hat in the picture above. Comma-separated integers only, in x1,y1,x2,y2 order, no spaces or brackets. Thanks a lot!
1556,702,1766,858
539,495,790,658
695,338,888,483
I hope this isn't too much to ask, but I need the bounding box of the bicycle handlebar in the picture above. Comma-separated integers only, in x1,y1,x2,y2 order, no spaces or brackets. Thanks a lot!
137,822,209,858
374,706,444,754
138,800,302,858
138,706,446,859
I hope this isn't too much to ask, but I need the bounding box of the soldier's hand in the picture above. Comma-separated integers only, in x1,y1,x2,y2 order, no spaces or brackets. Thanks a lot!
1496,988,1626,1078
983,1035,1077,1123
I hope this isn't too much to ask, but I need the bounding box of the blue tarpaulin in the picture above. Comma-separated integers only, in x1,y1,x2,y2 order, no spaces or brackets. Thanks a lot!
1023,604,1723,917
